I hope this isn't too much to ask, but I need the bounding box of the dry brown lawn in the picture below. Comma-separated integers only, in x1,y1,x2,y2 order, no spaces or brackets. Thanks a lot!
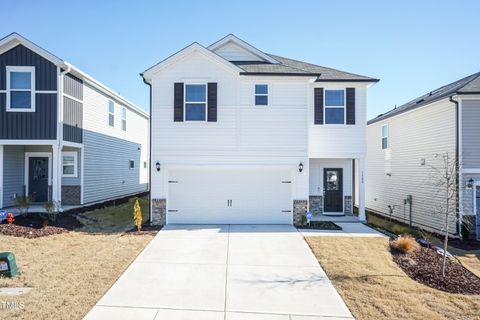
0,199,155,319
305,236,480,320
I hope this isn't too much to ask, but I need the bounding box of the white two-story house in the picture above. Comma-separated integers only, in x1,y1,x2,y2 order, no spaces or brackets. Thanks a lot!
142,35,378,225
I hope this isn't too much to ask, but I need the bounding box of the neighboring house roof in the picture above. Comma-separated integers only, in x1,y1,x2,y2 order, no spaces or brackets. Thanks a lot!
0,32,149,118
368,72,480,125
142,34,379,83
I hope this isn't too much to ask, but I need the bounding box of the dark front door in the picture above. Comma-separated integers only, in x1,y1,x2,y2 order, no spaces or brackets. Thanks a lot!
323,168,343,213
29,157,49,202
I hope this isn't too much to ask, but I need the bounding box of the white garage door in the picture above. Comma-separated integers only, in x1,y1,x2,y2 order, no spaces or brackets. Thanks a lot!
167,167,292,224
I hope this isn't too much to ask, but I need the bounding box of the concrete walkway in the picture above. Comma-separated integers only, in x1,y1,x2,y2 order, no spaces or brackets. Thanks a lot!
85,225,353,320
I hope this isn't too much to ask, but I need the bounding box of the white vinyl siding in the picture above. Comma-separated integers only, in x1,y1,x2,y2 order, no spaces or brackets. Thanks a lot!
82,83,149,204
366,99,457,234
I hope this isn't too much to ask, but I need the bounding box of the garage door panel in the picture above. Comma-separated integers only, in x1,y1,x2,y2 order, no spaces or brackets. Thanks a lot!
168,167,292,224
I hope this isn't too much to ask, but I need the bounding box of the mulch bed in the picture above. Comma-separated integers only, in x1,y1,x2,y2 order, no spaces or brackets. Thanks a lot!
0,213,83,239
448,239,480,251
392,246,480,295
124,224,162,236
299,221,342,230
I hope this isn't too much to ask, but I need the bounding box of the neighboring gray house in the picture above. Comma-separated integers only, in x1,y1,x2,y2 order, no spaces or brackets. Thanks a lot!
0,33,149,209
366,72,480,240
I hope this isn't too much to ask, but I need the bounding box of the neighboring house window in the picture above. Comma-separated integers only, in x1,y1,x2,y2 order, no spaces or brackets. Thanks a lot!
6,66,35,112
129,160,135,169
255,84,268,106
381,124,389,149
185,84,206,121
143,161,147,169
122,107,127,131
324,89,345,124
108,100,115,127
62,152,78,177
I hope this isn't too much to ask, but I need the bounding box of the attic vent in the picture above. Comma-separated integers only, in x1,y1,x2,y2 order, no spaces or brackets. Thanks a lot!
416,99,425,104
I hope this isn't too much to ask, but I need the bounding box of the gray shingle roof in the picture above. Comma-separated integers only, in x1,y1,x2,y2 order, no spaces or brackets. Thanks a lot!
368,72,480,125
232,54,379,82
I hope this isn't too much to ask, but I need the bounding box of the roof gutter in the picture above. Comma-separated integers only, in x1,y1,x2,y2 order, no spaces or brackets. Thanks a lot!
450,95,461,237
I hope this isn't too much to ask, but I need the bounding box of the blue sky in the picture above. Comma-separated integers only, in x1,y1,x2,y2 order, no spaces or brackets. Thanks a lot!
2,0,479,119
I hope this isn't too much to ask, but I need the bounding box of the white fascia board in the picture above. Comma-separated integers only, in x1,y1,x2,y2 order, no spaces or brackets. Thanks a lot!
142,42,244,83
207,34,279,64
0,33,64,66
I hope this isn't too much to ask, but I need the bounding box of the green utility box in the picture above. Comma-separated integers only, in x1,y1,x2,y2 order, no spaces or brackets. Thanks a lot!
0,252,18,277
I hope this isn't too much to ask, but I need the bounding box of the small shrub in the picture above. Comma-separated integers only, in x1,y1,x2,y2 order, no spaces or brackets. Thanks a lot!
300,215,307,226
15,195,32,217
133,199,142,231
40,201,60,226
6,212,14,224
391,235,419,254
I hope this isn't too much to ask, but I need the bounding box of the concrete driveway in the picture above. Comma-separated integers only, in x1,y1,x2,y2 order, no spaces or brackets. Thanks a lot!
85,225,353,320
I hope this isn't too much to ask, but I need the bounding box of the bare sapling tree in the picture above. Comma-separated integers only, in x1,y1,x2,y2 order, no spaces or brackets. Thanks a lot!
428,152,459,278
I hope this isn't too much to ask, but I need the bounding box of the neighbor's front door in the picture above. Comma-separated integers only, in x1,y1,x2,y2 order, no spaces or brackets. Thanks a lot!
29,157,49,202
323,168,343,213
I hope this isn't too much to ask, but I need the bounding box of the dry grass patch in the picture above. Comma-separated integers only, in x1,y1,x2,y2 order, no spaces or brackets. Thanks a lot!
0,198,155,319
305,236,480,320
0,232,154,319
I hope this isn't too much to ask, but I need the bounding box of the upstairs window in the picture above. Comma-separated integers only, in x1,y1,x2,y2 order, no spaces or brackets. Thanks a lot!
381,124,389,149
122,107,127,131
108,100,115,127
324,89,345,124
185,84,206,121
6,66,35,112
255,84,268,106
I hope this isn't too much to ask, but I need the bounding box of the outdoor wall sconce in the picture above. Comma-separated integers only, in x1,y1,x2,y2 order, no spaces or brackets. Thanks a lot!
156,161,161,172
298,162,304,173
466,178,474,189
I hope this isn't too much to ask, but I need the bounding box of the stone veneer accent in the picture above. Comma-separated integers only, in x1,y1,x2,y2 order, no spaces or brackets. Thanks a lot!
293,199,308,227
462,215,477,240
62,186,81,205
309,196,323,215
344,195,353,215
152,198,166,226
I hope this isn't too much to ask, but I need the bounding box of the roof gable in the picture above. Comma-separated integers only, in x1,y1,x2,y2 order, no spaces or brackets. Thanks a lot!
208,34,279,63
0,32,63,66
142,42,243,82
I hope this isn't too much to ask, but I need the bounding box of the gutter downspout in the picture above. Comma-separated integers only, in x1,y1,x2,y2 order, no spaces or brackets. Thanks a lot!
141,75,153,223
450,95,460,236
56,64,71,204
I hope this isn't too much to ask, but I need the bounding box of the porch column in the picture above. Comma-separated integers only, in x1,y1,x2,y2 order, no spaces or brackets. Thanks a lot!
51,144,61,203
358,157,366,221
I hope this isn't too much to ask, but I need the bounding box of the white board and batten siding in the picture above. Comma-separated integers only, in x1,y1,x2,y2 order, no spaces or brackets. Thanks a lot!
82,83,149,204
366,99,458,234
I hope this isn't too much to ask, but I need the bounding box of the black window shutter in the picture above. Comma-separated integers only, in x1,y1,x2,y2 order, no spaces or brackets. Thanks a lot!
174,82,184,122
207,82,217,122
346,88,355,125
314,88,324,125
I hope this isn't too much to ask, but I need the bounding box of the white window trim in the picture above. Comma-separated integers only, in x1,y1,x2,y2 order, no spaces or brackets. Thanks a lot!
121,106,127,131
324,88,346,125
381,124,389,150
108,100,115,127
254,84,269,106
184,83,207,122
6,66,36,112
62,151,78,178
